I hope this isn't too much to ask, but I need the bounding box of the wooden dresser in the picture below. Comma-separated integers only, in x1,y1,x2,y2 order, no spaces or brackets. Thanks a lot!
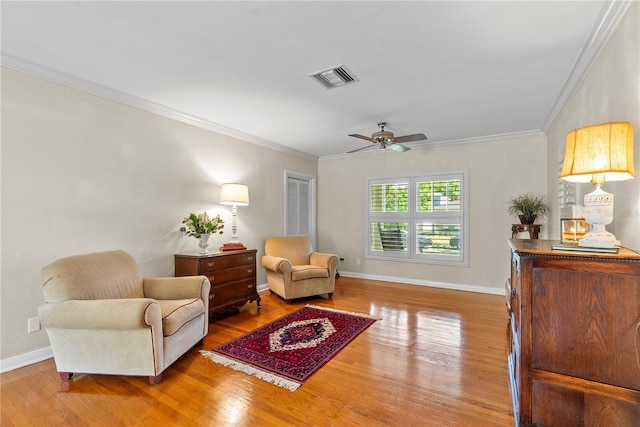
175,249,260,316
507,239,640,426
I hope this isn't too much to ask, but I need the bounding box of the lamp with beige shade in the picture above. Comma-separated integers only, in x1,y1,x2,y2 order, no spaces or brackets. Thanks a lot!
561,122,635,248
219,183,250,251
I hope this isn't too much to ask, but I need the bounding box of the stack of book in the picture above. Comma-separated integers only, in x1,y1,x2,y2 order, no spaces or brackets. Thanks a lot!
551,243,618,254
220,243,247,252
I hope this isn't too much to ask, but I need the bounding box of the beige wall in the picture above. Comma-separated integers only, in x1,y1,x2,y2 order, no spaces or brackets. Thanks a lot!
546,2,639,252
0,68,317,360
318,135,547,291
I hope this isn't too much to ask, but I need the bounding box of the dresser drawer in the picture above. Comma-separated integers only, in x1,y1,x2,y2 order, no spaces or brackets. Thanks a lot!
212,279,257,305
207,265,256,285
198,252,256,273
532,378,640,427
532,268,640,389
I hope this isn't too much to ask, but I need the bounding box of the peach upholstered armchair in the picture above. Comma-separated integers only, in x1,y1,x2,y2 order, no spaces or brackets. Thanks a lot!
262,236,339,303
39,250,210,391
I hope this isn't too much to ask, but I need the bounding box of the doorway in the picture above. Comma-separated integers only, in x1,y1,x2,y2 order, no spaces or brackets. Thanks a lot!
284,171,316,250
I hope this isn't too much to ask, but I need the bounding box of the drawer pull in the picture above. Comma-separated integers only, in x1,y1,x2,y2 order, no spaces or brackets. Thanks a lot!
247,256,254,261
208,276,215,282
206,261,215,268
247,284,253,289
247,269,254,274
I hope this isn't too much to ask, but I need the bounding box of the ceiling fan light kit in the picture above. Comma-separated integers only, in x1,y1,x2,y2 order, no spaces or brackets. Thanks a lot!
347,122,427,153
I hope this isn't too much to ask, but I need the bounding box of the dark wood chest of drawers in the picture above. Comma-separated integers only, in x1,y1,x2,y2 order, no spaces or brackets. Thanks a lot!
175,249,260,316
507,239,640,426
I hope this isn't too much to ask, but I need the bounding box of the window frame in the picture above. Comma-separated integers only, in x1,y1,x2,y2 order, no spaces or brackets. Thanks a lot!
365,170,468,266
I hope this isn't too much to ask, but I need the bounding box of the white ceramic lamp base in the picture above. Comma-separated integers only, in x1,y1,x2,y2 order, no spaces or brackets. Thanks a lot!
579,186,619,248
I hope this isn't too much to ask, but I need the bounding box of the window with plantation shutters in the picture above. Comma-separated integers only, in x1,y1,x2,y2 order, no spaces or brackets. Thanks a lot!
367,170,467,265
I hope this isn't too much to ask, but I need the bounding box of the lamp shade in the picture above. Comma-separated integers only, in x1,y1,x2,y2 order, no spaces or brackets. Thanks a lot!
561,122,635,183
219,183,249,206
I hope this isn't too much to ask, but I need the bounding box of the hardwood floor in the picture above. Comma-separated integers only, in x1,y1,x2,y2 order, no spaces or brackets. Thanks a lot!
1,277,514,426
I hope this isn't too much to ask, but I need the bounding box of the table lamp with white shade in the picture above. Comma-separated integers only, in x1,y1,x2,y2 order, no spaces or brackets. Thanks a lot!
560,122,635,248
219,183,249,251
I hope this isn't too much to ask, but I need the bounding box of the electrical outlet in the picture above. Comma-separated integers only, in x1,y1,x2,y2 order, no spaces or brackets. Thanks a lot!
356,257,361,265
28,317,41,333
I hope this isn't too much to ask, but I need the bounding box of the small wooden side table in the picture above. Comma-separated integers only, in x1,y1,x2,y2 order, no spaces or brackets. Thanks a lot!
511,224,541,239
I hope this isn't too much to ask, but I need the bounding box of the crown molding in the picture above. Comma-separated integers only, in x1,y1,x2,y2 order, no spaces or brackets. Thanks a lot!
542,0,633,132
1,54,318,161
319,129,546,161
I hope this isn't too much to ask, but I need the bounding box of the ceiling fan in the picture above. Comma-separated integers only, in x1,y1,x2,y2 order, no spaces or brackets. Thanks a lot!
347,122,427,153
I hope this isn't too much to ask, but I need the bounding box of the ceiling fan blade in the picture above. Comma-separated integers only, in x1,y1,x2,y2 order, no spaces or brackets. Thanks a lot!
394,133,427,143
388,143,411,153
347,144,377,154
348,133,374,141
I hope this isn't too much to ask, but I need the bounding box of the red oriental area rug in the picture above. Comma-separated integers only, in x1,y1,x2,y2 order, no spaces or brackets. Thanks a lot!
200,305,378,391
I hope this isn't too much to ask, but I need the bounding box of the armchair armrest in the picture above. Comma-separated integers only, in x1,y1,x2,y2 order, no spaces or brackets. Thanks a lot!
38,298,161,330
262,255,292,274
143,276,210,301
310,252,339,269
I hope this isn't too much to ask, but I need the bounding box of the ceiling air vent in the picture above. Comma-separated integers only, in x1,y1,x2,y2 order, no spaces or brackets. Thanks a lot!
309,65,359,89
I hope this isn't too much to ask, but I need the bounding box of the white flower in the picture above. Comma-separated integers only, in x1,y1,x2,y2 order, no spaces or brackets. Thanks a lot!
182,212,225,238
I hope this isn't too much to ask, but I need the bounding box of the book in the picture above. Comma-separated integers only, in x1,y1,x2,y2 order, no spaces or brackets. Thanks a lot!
551,244,618,254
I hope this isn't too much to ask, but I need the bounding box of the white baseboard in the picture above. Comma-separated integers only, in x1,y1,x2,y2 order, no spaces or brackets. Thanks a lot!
0,346,53,374
338,271,505,296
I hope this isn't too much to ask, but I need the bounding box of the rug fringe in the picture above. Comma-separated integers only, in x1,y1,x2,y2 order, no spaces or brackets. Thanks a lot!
305,304,381,320
200,350,302,392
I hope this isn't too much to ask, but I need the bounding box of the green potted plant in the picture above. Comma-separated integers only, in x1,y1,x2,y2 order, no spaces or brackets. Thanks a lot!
508,193,549,224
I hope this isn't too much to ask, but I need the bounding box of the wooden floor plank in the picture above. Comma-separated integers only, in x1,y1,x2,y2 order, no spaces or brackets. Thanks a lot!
0,277,514,426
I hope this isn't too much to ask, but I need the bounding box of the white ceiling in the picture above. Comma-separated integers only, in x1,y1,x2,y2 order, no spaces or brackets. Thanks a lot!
1,1,630,158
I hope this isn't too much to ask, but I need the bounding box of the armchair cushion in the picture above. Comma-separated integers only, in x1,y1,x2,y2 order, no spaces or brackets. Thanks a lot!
264,236,312,265
41,250,144,302
292,265,330,281
157,298,205,336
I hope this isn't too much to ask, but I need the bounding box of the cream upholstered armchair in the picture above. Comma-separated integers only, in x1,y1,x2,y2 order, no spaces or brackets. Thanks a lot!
262,236,339,303
39,250,210,391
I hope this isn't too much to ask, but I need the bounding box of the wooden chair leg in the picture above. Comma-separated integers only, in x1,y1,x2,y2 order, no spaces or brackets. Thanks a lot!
328,292,334,299
59,372,72,392
149,373,163,385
